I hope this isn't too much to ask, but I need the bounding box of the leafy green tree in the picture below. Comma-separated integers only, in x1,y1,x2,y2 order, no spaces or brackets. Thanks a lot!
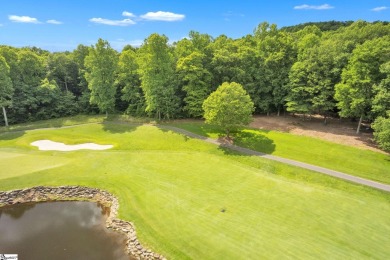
0,56,13,126
235,36,268,114
72,44,96,113
117,48,145,116
203,82,254,137
335,36,390,133
373,62,390,116
47,52,79,94
286,61,313,116
34,78,78,120
282,21,354,33
8,49,45,123
177,51,212,117
285,29,321,116
209,35,267,113
286,37,345,122
255,23,296,115
209,35,241,88
15,49,45,87
138,33,180,120
0,46,19,84
335,21,390,51
174,38,195,59
372,114,390,152
35,78,61,119
188,31,213,53
84,39,118,116
72,44,90,94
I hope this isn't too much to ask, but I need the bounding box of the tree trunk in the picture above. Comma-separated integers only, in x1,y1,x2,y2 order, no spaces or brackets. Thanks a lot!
2,106,8,127
356,114,363,134
277,107,280,117
106,110,108,118
323,114,327,125
65,79,69,92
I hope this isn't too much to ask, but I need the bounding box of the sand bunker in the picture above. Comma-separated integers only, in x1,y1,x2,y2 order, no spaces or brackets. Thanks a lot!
31,140,113,151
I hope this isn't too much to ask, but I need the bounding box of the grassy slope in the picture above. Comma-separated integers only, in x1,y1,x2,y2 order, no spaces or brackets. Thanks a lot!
170,122,390,184
1,121,390,259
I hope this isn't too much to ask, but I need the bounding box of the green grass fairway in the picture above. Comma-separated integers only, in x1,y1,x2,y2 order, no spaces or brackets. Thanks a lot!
170,122,390,184
1,120,390,259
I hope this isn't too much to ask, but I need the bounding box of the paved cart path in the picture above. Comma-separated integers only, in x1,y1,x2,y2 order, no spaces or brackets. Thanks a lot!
3,122,389,192
161,125,390,192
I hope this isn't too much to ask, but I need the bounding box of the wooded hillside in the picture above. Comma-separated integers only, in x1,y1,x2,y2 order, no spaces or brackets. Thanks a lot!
1,20,389,146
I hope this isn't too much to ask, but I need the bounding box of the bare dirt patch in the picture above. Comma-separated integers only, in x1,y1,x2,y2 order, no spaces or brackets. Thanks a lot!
250,115,386,154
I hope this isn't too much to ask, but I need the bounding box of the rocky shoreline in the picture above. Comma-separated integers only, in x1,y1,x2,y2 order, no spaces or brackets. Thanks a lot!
0,186,166,260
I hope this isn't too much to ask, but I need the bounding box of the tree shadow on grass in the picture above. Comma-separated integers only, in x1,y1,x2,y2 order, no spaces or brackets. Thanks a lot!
198,125,225,138
156,124,276,157
0,130,26,140
232,131,276,154
101,119,141,134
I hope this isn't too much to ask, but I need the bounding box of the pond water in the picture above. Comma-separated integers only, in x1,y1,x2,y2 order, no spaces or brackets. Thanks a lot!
0,201,130,260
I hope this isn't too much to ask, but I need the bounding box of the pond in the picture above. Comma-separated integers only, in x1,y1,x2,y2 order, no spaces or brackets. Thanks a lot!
0,201,130,260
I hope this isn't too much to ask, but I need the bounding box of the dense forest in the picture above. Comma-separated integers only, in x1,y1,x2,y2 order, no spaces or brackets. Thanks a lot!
1,20,390,148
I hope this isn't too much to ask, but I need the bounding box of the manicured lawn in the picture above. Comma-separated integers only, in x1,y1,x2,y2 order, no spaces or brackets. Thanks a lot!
170,122,390,184
1,119,390,259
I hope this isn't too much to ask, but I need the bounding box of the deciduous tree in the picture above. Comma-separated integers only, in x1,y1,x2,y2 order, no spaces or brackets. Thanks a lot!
372,114,390,152
117,49,145,116
138,34,180,120
203,82,254,137
0,56,13,126
335,36,390,133
177,51,212,117
85,39,118,116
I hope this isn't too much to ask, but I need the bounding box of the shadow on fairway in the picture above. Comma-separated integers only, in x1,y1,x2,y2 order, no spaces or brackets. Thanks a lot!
156,124,276,157
232,131,276,154
101,121,140,134
0,130,26,140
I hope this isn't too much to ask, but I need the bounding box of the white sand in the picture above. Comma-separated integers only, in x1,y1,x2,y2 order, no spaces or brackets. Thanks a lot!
31,140,113,151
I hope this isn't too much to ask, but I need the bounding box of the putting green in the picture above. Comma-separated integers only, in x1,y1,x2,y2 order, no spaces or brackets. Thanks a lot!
0,123,389,259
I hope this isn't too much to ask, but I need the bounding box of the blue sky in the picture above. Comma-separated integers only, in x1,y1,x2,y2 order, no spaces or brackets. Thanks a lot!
0,0,389,51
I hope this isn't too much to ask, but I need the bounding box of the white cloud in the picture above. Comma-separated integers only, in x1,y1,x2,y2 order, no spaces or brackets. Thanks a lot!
9,15,41,23
140,11,185,21
89,11,185,26
47,19,63,25
223,11,245,21
371,6,388,12
89,17,136,26
122,11,136,17
294,4,334,10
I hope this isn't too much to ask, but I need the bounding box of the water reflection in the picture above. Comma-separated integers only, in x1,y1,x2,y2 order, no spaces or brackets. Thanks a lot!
1,203,36,219
0,201,129,260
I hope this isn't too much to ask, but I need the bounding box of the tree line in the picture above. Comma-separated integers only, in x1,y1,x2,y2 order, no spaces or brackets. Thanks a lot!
1,20,389,149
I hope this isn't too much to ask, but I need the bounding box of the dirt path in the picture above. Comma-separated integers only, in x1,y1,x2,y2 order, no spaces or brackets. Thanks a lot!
250,115,384,153
161,125,390,192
